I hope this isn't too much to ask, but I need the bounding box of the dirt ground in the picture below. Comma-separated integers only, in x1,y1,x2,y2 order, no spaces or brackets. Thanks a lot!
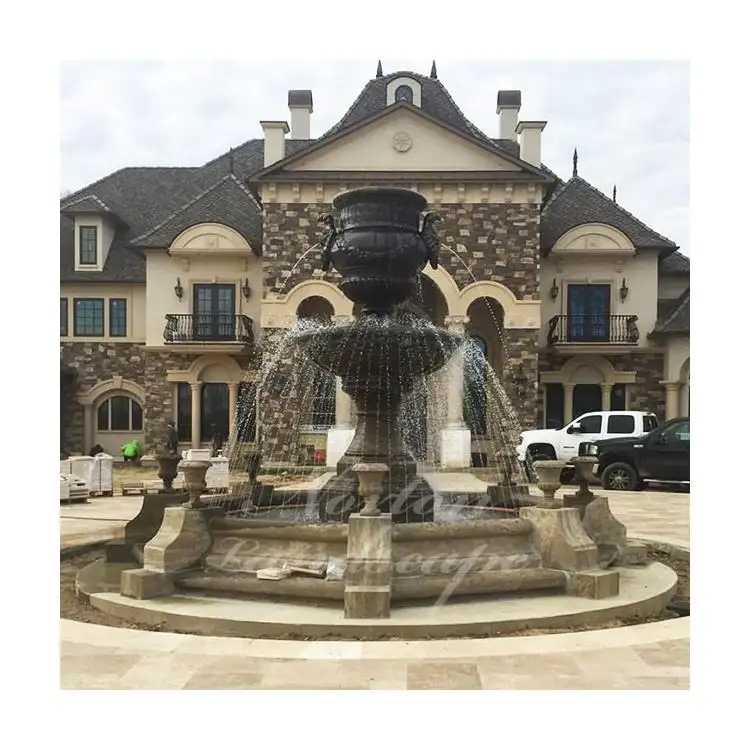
60,546,689,641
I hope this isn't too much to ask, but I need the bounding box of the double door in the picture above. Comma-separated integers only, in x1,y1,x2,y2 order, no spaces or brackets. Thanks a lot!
567,284,610,342
193,284,236,341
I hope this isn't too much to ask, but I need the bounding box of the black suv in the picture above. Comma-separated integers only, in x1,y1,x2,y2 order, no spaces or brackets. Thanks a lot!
590,417,690,491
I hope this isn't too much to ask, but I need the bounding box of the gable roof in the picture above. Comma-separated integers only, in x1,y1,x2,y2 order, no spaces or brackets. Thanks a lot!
659,250,690,274
651,287,690,335
130,174,263,251
540,175,677,252
249,101,553,184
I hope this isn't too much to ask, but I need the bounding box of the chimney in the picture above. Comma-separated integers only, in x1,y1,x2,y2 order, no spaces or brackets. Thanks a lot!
288,90,313,140
515,121,547,167
496,90,522,141
260,120,290,167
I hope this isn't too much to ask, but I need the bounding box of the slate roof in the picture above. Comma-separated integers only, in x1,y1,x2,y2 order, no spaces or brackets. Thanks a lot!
652,288,690,335
659,250,690,274
540,175,677,252
320,71,498,149
130,174,263,250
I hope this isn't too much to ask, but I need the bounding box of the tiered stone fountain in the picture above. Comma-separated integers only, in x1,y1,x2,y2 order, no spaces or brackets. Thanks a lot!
100,188,673,633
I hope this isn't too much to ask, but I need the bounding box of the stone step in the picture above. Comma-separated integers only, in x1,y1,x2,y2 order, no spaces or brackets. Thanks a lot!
177,570,345,601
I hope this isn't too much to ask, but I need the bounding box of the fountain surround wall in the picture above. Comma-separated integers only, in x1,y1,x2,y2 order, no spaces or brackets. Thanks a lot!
294,188,460,523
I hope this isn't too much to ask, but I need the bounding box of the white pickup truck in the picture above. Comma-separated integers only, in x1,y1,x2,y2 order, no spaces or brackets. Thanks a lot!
517,411,659,476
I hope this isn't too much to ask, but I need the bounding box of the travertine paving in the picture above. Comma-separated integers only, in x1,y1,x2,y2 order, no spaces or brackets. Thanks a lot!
60,489,689,690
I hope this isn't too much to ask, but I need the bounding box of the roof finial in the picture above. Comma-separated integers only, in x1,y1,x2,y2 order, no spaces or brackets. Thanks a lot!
229,147,235,174
572,148,578,177
430,60,438,79
612,184,617,204
376,60,383,78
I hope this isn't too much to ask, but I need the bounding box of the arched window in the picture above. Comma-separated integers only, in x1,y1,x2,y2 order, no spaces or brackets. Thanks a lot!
394,85,414,104
97,396,143,431
463,335,488,435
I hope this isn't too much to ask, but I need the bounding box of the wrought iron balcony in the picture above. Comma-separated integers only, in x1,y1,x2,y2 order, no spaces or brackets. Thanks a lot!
163,314,254,345
547,315,639,346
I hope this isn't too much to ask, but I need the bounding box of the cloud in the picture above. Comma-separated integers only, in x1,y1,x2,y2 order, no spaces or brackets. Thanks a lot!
60,60,689,254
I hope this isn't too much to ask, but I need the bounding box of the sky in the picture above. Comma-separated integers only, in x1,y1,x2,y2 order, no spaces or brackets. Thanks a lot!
60,60,689,255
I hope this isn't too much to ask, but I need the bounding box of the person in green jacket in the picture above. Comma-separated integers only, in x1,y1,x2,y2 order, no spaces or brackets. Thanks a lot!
121,439,142,463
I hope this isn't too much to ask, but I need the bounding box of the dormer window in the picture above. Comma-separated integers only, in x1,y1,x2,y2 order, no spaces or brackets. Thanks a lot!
395,85,413,104
79,226,98,265
386,77,422,107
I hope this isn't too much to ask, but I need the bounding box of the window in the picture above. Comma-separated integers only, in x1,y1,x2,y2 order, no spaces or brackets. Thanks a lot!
576,414,602,434
60,298,68,336
463,336,488,435
607,414,635,434
79,226,98,265
644,415,659,432
661,420,690,443
97,396,142,431
237,382,258,443
544,383,564,429
394,85,414,104
177,383,192,442
109,298,127,337
74,298,104,336
309,372,335,432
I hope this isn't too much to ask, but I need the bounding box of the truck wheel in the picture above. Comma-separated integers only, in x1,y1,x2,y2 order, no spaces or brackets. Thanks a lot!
601,462,639,491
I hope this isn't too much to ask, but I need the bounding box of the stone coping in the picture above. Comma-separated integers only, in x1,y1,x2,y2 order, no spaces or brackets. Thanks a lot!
86,563,675,640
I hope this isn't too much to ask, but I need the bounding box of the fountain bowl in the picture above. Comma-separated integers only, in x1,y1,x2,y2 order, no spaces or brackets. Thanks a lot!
329,187,432,312
294,315,461,388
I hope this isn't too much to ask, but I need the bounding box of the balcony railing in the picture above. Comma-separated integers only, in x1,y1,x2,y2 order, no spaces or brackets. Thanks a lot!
547,315,639,346
164,314,254,345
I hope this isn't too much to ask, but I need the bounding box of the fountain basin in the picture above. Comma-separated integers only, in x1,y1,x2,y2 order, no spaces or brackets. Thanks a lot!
293,316,461,386
173,516,561,604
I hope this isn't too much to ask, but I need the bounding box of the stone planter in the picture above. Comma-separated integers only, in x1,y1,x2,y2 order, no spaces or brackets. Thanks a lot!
352,463,389,516
534,460,567,509
564,456,599,516
181,460,211,509
156,454,181,491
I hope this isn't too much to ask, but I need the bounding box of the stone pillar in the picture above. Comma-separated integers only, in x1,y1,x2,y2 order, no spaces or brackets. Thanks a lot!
563,384,575,424
190,383,201,449
82,403,93,455
441,315,471,469
601,383,612,411
344,513,392,618
228,382,239,435
661,381,681,420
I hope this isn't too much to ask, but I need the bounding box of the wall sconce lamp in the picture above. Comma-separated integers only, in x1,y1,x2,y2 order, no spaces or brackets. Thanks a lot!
174,277,184,300
619,278,629,301
241,278,252,300
550,278,559,300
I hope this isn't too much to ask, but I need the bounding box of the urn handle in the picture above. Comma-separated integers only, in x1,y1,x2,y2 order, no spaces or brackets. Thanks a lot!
317,214,339,272
419,211,443,270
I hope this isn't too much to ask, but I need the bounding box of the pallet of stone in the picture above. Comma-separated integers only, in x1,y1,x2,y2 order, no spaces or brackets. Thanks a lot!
121,481,166,496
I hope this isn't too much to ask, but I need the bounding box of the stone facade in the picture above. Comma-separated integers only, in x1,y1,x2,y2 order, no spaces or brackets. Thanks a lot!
502,329,540,429
262,200,541,300
60,342,145,455
142,350,195,452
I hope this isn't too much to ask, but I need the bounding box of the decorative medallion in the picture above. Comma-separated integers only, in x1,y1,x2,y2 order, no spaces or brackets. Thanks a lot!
392,131,413,153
